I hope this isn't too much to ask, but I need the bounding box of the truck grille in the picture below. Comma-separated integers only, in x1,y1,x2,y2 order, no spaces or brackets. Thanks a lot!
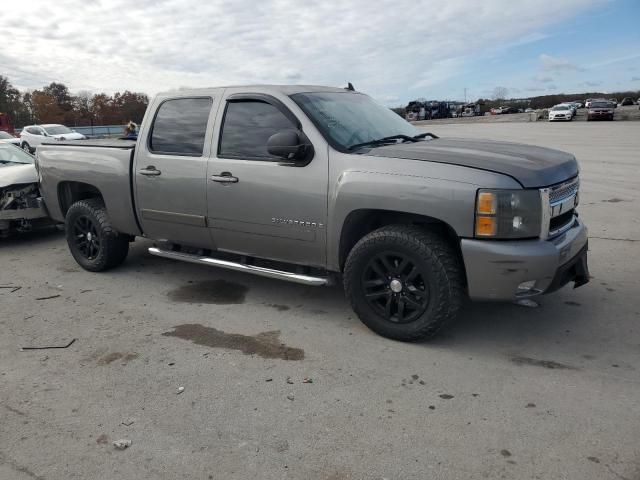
549,177,579,205
541,176,579,239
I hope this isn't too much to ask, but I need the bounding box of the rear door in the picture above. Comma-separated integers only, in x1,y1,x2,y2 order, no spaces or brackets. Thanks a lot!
134,94,220,247
206,91,329,267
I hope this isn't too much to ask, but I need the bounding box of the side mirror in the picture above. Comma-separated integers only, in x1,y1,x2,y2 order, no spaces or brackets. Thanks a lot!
267,129,313,163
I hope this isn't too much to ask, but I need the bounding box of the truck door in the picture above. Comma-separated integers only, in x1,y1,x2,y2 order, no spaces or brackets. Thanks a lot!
206,92,328,267
134,95,219,247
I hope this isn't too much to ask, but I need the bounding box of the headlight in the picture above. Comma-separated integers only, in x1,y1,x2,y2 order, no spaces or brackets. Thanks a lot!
475,189,541,239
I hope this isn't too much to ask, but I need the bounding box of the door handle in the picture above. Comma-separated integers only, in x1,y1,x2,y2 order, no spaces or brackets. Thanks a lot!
139,166,161,176
210,172,238,184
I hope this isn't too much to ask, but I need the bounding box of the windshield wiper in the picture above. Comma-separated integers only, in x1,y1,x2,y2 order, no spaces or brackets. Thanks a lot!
348,134,418,151
412,132,439,140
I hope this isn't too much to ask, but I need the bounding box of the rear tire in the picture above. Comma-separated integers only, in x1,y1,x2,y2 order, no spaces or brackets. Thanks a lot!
343,225,464,341
21,142,32,153
65,198,129,272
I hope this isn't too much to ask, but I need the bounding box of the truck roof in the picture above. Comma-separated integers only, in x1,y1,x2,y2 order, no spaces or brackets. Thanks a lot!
157,84,352,97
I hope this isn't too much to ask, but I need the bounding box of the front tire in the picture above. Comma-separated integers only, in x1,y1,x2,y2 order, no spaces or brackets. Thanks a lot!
343,225,464,341
21,142,32,153
65,198,129,272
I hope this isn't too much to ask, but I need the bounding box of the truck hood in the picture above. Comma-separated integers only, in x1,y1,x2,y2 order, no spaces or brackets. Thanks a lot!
369,137,578,188
0,163,38,188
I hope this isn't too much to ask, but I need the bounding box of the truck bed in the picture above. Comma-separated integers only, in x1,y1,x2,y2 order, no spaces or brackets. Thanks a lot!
37,140,141,236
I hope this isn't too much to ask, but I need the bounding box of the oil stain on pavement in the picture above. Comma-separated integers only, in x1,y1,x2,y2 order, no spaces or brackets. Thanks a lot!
167,280,248,304
97,352,139,366
511,356,577,370
163,324,305,360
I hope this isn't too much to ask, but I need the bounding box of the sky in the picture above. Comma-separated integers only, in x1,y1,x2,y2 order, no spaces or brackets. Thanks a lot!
1,0,639,105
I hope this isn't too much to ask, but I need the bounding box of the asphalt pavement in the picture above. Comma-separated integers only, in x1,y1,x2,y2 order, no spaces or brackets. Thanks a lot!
1,121,639,480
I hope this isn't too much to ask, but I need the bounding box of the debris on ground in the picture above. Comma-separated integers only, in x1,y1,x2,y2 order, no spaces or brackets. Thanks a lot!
177,386,185,394
286,393,294,401
265,378,273,382
439,394,454,400
113,439,132,450
302,377,313,383
0,285,22,293
35,294,61,301
21,338,76,351
286,377,294,384
121,420,135,426
514,298,539,308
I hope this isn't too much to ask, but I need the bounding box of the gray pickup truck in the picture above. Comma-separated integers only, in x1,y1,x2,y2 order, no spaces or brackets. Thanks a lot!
37,85,589,341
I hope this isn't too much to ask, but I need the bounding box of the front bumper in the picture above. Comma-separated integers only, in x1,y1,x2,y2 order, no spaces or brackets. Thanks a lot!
461,217,588,300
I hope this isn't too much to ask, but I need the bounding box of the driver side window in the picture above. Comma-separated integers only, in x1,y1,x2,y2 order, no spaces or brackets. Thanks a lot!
218,100,296,160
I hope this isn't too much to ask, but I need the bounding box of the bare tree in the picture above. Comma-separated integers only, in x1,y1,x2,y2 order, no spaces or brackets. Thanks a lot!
492,86,509,101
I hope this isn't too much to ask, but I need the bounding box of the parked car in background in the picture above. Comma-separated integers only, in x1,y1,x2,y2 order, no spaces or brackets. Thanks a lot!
0,143,49,237
620,97,634,106
0,131,20,146
20,124,86,153
524,108,535,113
548,105,573,121
587,101,615,121
557,103,577,117
608,98,617,108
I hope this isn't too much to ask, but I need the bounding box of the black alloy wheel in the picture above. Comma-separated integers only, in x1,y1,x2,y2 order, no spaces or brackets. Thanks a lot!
72,215,101,260
362,252,430,324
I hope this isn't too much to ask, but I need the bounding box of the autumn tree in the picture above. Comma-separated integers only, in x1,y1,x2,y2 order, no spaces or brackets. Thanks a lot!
113,91,149,124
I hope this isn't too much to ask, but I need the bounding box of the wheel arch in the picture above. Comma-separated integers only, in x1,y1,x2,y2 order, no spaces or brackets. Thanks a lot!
57,181,104,218
337,209,463,273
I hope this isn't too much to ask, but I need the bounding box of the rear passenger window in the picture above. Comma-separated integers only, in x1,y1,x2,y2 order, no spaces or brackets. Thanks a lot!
149,97,212,155
219,101,296,160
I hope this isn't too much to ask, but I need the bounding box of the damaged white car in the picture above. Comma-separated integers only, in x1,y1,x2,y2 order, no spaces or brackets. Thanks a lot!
0,143,50,237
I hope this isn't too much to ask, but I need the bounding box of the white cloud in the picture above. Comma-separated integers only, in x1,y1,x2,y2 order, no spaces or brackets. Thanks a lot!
0,0,604,101
539,54,585,72
533,75,555,84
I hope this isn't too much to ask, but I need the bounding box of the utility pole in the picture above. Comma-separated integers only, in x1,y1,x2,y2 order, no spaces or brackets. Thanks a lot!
464,88,467,103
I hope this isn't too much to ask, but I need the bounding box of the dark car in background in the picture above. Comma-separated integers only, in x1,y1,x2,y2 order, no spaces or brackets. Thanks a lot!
620,97,634,106
587,101,615,121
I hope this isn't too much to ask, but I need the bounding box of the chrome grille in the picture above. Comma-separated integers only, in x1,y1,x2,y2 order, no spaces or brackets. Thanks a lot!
549,177,579,205
540,176,580,239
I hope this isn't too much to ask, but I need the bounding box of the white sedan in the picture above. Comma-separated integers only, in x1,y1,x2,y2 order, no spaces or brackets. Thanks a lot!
548,105,573,121
0,131,20,146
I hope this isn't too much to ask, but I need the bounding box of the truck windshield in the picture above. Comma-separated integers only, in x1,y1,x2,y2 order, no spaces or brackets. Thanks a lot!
291,92,420,151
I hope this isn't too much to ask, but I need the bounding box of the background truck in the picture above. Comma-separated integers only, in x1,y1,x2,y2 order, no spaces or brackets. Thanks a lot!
36,85,589,341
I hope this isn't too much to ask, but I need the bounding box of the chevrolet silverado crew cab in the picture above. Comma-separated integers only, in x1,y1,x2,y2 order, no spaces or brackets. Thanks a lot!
36,85,589,341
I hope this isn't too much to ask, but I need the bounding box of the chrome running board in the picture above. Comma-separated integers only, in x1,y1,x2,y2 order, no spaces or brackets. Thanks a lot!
148,247,329,286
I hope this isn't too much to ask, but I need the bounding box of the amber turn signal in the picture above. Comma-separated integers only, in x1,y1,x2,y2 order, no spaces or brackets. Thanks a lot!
476,191,497,215
475,216,497,237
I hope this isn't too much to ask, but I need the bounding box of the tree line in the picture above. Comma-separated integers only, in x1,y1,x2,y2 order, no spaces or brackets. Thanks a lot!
0,75,149,128
484,86,640,109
